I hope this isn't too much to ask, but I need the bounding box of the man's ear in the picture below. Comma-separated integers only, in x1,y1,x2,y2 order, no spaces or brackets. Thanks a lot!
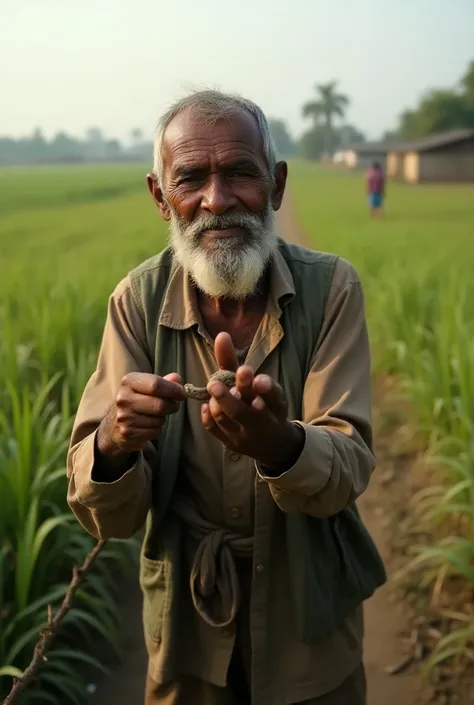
271,161,288,211
147,173,171,221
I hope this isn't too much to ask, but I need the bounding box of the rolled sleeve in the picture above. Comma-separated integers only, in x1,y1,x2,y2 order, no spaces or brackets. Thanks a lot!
257,422,332,492
75,431,146,508
257,258,375,518
68,429,152,539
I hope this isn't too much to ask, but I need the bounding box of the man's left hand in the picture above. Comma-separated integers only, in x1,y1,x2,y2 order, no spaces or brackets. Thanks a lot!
201,333,305,472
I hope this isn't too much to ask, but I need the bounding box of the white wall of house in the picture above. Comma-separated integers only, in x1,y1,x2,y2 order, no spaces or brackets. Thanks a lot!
387,152,402,178
345,150,358,168
403,153,419,183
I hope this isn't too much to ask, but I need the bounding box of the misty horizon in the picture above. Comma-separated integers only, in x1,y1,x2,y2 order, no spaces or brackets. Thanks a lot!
2,0,474,143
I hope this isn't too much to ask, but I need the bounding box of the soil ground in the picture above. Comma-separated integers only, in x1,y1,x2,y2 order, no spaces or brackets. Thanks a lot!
89,193,426,705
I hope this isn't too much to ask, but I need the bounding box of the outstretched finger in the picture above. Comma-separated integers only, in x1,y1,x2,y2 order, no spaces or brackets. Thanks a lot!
214,332,239,373
252,374,287,415
235,365,255,404
207,395,241,434
201,403,230,445
207,379,252,425
129,372,185,401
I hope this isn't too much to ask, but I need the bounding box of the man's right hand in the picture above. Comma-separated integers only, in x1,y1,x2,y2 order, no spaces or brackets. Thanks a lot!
97,372,185,461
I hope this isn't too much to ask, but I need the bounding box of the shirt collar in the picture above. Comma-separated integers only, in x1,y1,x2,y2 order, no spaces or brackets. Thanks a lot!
158,246,296,330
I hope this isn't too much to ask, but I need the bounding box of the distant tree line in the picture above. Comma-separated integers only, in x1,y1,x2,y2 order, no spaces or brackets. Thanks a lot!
5,60,472,167
382,60,474,143
0,127,152,166
2,113,359,167
0,84,363,167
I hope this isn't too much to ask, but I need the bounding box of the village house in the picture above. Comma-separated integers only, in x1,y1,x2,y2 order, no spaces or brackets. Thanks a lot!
386,128,474,183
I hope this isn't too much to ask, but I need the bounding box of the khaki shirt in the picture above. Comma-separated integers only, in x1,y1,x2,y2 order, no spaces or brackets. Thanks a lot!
67,249,373,704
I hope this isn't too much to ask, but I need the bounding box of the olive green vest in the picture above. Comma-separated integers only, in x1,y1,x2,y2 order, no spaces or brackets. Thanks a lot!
129,239,386,649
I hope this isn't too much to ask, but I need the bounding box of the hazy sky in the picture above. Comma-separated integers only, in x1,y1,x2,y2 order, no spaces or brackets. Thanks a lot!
2,0,473,143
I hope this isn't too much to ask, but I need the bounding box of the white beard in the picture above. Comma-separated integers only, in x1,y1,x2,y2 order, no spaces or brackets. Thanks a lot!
168,204,278,298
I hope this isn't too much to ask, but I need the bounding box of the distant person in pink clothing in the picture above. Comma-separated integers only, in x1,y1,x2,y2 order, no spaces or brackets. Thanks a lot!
366,162,385,219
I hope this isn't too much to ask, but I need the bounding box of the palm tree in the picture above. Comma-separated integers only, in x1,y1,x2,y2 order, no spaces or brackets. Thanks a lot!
302,81,350,154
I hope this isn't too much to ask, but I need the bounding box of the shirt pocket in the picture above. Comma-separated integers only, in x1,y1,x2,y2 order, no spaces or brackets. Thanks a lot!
139,556,168,643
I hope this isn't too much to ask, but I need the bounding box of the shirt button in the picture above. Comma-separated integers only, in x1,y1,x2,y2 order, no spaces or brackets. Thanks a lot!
256,564,265,573
230,507,241,519
230,452,241,461
222,628,233,638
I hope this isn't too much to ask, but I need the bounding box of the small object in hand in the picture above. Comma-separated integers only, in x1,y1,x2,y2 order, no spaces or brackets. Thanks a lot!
184,370,236,402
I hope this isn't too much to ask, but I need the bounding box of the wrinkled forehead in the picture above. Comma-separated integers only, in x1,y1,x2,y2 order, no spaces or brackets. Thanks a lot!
161,107,267,172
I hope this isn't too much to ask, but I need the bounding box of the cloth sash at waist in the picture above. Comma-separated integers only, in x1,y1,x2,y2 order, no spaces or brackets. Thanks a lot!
171,495,254,628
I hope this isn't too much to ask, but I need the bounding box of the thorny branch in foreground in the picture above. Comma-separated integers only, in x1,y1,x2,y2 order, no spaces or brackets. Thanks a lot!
2,540,107,705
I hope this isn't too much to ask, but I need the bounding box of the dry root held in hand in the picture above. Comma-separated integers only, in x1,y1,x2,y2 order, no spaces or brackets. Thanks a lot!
184,370,236,402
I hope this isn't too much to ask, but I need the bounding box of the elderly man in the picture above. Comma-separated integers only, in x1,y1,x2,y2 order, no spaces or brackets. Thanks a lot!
67,90,385,705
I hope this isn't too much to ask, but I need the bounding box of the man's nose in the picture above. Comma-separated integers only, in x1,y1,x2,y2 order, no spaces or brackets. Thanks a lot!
200,175,238,214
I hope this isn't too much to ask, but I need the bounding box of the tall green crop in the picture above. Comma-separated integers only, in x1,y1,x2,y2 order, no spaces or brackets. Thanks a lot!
292,161,474,671
0,163,167,703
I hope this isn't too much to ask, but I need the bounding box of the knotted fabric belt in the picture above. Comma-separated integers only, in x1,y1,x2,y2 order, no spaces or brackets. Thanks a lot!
172,496,254,628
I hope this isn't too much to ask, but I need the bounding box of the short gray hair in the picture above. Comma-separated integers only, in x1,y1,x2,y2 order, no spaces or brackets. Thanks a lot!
152,89,278,186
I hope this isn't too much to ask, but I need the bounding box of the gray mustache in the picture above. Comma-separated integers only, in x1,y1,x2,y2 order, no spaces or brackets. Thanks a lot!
195,212,261,229
181,211,267,240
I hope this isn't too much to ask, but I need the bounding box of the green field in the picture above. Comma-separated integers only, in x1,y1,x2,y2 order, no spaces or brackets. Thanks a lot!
0,164,168,704
0,164,166,290
292,164,474,438
291,163,474,670
1,162,474,701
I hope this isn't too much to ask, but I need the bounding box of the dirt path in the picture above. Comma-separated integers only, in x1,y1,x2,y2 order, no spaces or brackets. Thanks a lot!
90,195,424,705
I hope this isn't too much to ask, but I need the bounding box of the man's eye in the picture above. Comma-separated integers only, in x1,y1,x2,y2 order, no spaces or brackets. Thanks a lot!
229,170,253,178
178,175,200,185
